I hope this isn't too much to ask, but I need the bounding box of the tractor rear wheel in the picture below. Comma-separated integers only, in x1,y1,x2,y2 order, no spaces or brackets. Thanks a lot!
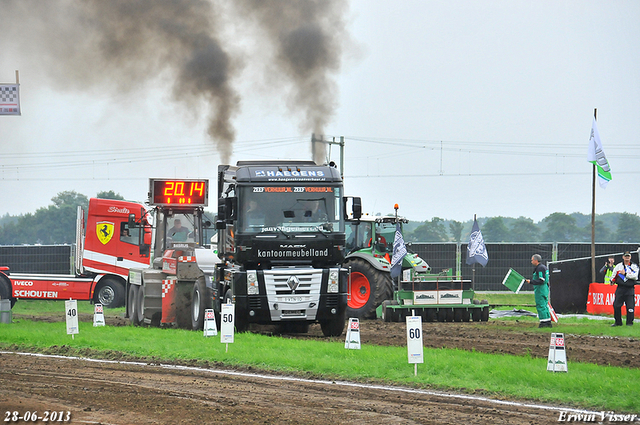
345,258,393,319
191,277,212,331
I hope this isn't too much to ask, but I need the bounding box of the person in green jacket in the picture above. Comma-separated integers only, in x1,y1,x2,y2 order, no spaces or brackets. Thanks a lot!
599,256,615,284
525,254,552,328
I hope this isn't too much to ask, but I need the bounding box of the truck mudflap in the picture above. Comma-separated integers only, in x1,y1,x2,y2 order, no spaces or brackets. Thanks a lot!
161,279,177,326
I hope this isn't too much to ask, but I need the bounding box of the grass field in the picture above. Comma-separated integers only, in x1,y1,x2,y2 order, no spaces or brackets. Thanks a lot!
1,295,639,412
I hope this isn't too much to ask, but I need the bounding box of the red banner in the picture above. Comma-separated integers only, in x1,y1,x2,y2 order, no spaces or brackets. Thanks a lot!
586,283,640,315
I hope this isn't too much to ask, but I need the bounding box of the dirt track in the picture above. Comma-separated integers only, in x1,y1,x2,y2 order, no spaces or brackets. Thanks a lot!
1,352,582,425
2,314,638,424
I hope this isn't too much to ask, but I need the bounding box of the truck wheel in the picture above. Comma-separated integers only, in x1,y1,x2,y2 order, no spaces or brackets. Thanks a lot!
345,258,393,319
191,277,212,331
0,275,16,308
95,278,125,309
320,307,346,337
136,285,146,325
223,289,248,332
128,285,141,326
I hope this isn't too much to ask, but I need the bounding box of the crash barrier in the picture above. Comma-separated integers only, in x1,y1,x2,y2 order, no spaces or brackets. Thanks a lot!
410,242,640,292
586,283,640,316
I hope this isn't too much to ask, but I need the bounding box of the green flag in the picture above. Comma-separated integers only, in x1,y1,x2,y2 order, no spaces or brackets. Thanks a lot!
587,117,611,188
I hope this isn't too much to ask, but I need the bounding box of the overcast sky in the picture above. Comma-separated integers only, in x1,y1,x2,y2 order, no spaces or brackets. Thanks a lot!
1,0,639,223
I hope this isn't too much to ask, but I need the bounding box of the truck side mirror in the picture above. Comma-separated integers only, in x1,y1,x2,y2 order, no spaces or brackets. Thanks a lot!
226,197,237,222
128,213,137,228
216,199,227,229
352,197,362,219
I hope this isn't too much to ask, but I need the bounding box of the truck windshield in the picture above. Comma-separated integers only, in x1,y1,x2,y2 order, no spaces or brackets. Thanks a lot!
239,185,343,233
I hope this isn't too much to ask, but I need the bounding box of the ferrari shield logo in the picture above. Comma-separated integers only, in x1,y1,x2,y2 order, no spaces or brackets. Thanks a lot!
96,221,114,245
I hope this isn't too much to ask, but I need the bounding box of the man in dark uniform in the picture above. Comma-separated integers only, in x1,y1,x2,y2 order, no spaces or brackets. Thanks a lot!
611,251,638,326
525,254,551,328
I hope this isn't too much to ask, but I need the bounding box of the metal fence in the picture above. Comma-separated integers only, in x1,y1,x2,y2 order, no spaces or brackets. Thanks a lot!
2,242,639,289
410,242,640,291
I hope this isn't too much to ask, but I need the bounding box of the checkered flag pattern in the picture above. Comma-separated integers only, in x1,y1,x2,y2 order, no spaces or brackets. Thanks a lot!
0,84,20,115
162,280,174,298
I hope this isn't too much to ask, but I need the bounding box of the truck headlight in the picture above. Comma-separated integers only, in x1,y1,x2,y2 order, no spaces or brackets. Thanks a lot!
247,271,259,295
328,269,339,293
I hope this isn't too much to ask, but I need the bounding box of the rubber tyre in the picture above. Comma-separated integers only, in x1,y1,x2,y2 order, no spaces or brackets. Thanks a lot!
472,308,482,322
128,284,141,326
0,274,16,308
454,308,463,322
382,300,393,322
224,289,248,333
95,278,125,309
345,258,393,320
136,284,146,325
191,277,212,331
425,308,437,323
445,308,454,322
481,306,490,322
437,308,446,322
462,308,471,322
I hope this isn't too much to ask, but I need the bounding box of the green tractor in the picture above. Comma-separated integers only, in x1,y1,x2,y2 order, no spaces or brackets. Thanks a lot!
344,214,430,319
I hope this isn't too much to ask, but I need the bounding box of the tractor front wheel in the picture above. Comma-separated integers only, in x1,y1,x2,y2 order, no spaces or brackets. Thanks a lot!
345,258,393,319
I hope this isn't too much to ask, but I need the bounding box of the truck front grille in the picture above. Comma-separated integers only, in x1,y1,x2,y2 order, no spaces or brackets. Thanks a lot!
263,268,323,321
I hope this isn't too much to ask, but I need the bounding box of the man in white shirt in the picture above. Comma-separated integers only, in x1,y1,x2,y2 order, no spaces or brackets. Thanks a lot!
610,251,639,326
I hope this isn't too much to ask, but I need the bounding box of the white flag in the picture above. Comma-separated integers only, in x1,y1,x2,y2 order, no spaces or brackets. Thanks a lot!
587,117,611,188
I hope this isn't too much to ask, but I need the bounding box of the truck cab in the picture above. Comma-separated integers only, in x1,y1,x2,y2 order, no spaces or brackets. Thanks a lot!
215,161,361,336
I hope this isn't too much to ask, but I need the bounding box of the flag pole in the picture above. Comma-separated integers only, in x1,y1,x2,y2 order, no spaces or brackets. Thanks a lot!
591,109,597,283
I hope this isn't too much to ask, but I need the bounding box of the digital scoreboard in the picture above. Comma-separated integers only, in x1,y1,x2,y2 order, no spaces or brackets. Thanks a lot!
149,179,209,207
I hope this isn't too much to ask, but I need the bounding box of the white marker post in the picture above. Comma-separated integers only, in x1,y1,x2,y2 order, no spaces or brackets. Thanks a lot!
203,308,218,337
344,318,361,349
547,333,568,373
65,299,79,339
93,303,105,327
220,303,235,352
406,311,424,376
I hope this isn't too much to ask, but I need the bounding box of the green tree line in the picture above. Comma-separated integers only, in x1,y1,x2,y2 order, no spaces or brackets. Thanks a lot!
2,191,639,244
404,212,640,243
0,190,124,245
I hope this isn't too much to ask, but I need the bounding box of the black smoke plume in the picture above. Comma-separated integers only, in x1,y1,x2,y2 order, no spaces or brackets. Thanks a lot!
2,0,349,164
